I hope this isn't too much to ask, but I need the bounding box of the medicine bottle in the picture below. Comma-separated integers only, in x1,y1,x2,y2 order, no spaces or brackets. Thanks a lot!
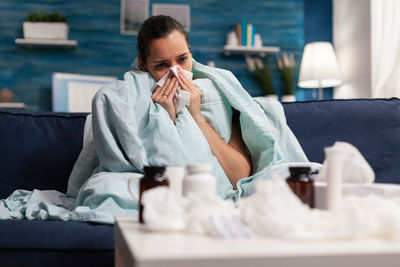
183,163,217,197
286,166,314,208
139,166,169,223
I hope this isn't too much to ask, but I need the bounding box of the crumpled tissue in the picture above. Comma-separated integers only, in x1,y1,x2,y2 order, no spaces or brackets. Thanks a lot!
140,140,400,241
141,186,186,232
240,174,400,240
141,175,400,240
184,191,240,236
316,141,375,184
141,187,251,238
156,65,193,113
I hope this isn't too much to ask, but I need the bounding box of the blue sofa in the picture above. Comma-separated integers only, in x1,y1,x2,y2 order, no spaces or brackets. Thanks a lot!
1,98,400,266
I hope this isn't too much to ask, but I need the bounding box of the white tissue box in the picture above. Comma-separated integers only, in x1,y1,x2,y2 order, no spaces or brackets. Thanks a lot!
314,182,400,209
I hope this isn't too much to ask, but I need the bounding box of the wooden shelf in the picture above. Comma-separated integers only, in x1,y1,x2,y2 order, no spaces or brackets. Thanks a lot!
0,102,26,109
223,45,280,56
15,38,78,47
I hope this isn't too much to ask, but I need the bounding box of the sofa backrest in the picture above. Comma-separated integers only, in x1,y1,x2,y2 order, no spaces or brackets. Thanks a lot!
0,109,87,199
2,98,400,200
283,98,400,184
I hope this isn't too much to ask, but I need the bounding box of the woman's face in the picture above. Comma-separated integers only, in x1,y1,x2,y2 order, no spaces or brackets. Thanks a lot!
140,30,192,81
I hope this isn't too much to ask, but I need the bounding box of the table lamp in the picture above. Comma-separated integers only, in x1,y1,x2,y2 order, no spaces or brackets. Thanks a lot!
298,42,342,100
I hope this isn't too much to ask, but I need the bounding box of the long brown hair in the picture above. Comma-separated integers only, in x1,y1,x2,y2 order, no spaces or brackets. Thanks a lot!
137,15,190,65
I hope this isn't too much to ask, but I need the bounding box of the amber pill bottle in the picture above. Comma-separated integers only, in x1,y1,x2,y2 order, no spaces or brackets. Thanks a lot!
139,166,169,223
286,166,314,208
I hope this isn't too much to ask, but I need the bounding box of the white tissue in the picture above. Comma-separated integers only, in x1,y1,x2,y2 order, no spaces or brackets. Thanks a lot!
240,174,309,238
240,174,400,240
184,192,239,236
316,142,375,184
156,65,193,113
141,187,186,232
142,173,400,240
141,186,250,238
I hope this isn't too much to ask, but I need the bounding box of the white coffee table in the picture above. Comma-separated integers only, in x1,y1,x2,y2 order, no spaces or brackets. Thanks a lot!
115,215,400,267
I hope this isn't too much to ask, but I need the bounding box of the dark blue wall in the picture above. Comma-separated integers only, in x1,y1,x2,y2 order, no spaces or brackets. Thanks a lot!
1,0,137,111
304,0,333,99
0,0,332,111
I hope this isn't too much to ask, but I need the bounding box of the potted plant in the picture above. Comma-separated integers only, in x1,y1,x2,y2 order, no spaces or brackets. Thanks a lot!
277,53,297,102
23,11,68,40
245,55,277,100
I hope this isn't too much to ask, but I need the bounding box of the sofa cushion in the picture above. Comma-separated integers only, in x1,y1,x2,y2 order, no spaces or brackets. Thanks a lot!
283,98,400,184
0,220,114,250
0,109,88,199
0,220,114,267
0,250,114,267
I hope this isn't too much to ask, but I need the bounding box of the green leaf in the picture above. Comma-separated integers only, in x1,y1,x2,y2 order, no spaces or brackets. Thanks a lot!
25,11,67,22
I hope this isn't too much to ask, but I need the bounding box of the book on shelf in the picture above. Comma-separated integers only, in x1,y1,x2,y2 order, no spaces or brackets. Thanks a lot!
241,20,247,46
246,23,252,47
235,23,241,46
234,21,257,47
251,25,255,46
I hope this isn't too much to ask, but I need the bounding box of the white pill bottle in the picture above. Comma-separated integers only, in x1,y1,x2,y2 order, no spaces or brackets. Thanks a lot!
183,163,217,197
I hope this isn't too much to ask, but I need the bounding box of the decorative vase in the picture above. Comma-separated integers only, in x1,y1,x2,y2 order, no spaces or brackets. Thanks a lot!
265,94,279,101
281,95,296,102
23,22,69,39
0,88,14,102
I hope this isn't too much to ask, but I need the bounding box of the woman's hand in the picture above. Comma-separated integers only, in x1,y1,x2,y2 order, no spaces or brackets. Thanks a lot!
152,74,179,121
177,69,203,122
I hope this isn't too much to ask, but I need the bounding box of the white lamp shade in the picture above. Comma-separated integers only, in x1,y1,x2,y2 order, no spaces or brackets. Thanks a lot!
298,42,342,88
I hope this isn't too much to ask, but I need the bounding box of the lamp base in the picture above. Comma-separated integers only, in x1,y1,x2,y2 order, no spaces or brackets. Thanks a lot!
319,87,323,100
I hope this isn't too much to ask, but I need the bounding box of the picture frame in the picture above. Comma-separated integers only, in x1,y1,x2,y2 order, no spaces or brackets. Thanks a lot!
120,0,149,35
152,3,191,32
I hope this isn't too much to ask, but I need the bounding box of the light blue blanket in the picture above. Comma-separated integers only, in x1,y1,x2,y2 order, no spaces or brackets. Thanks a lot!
0,59,319,224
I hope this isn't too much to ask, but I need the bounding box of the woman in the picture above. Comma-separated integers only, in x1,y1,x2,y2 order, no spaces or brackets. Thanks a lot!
136,15,251,189
71,15,308,202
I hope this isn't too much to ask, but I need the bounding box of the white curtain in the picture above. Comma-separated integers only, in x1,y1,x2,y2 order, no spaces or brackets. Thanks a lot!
371,0,400,98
